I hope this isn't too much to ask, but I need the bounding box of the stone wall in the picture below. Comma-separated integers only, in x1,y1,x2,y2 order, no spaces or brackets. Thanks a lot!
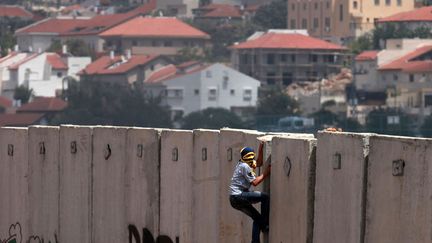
0,125,431,243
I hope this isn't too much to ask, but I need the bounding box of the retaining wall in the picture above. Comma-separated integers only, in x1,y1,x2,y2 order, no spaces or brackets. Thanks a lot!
1,126,432,243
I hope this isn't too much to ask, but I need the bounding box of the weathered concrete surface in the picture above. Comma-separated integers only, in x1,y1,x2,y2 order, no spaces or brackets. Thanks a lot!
92,127,128,243
59,125,92,243
125,128,160,237
365,135,432,243
28,126,60,242
313,132,370,243
269,136,316,243
218,128,264,243
0,128,28,240
160,130,193,243
192,129,220,243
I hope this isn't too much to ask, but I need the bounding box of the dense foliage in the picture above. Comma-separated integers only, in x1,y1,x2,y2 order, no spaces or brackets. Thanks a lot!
181,107,244,130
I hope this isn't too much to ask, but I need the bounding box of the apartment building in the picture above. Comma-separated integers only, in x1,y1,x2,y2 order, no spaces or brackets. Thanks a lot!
287,0,417,44
156,0,199,16
376,6,432,30
230,30,348,86
100,17,211,56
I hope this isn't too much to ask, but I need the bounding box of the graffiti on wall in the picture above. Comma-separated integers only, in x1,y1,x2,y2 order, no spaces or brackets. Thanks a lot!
0,223,58,243
128,225,174,243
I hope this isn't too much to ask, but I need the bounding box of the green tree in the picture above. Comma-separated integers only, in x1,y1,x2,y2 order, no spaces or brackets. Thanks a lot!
257,88,300,116
13,85,33,104
181,107,244,130
420,115,432,137
349,33,373,55
366,108,413,136
51,80,172,127
252,0,287,29
48,39,95,57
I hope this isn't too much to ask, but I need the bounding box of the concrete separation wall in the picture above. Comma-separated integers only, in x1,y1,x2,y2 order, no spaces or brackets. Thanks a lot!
269,136,316,243
365,135,432,243
2,126,432,243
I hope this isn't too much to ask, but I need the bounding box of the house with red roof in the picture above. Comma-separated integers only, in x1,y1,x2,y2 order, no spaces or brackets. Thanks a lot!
144,62,260,120
1,51,91,98
193,4,244,25
99,16,211,56
353,39,432,118
230,30,348,85
79,53,171,85
0,5,34,20
377,6,432,31
15,1,156,53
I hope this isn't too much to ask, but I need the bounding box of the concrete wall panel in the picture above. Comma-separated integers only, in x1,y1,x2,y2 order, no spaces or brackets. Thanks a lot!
28,126,60,242
160,130,193,243
0,128,28,241
269,136,316,243
192,129,220,243
125,128,160,237
313,132,370,243
59,125,92,243
218,128,263,243
92,127,128,243
365,136,432,243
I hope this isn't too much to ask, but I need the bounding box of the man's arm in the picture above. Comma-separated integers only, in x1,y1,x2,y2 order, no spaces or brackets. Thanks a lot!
251,165,271,187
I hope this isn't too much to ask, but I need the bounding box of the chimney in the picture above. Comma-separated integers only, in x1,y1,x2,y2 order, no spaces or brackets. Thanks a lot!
14,45,19,52
28,46,33,53
110,50,115,60
126,49,132,60
37,48,42,53
62,45,68,55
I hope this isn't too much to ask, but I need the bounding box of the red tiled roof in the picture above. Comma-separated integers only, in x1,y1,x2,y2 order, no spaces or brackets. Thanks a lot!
355,50,379,61
80,54,160,75
378,45,432,72
0,113,45,126
0,96,12,108
145,62,210,83
125,0,156,16
17,97,67,113
0,5,33,18
8,53,40,70
230,33,347,50
146,64,177,83
16,18,89,35
47,54,68,70
100,17,210,39
199,4,242,18
0,52,19,64
378,6,432,23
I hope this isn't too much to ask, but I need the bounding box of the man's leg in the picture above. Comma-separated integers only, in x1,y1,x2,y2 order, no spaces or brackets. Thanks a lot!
230,195,262,243
241,191,270,230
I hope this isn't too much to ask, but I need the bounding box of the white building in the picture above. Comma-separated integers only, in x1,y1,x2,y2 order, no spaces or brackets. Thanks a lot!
144,62,260,119
1,52,91,98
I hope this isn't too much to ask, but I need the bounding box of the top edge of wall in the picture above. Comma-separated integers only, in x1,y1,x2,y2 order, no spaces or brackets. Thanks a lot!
220,127,263,134
317,131,376,138
161,129,193,134
29,125,59,129
193,129,220,133
1,126,28,130
370,133,432,142
266,132,315,138
272,135,317,142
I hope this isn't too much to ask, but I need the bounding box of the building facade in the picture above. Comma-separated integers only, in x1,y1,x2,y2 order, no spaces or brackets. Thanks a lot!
230,30,348,86
287,0,417,44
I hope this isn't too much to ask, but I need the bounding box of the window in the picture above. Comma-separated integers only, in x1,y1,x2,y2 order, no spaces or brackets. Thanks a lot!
290,19,296,29
353,1,358,9
152,40,158,46
325,17,331,31
309,54,318,63
393,74,398,81
339,4,344,21
208,88,217,100
326,1,330,9
397,0,401,6
57,72,63,78
240,54,248,65
267,54,275,64
267,72,276,85
291,54,296,63
164,41,172,47
283,72,293,86
243,88,252,101
280,54,287,62
409,74,414,82
206,70,212,78
313,18,319,29
425,94,432,107
314,2,318,9
303,3,307,10
302,18,307,29
375,0,380,5
385,0,390,5
230,89,235,95
167,88,184,98
194,89,200,95
223,77,229,89
292,3,295,10
132,40,138,46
